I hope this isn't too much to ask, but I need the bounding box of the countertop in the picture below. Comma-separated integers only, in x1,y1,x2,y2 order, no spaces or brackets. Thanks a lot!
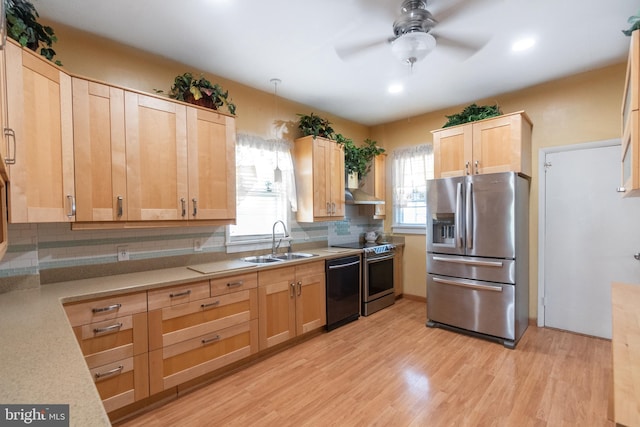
0,247,361,426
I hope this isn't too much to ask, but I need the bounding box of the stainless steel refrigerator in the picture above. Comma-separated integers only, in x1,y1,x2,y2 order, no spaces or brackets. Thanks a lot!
426,172,529,348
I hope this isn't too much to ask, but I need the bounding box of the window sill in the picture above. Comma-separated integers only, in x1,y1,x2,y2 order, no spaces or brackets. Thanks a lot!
391,225,426,235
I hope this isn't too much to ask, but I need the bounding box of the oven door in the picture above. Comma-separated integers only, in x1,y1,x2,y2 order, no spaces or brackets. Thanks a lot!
363,254,395,302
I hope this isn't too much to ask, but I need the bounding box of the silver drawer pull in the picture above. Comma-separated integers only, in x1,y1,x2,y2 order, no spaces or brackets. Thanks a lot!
170,290,191,298
201,301,220,309
201,335,221,345
432,256,503,268
227,281,243,288
93,323,123,335
95,365,123,380
92,303,121,314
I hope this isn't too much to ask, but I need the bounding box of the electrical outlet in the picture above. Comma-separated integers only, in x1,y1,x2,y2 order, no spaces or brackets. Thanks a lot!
193,239,203,252
117,246,129,261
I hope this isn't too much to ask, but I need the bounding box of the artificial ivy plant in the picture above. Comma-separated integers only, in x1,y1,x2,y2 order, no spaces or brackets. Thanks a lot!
623,9,640,36
296,112,335,139
5,0,62,65
160,72,236,115
335,133,385,180
442,103,502,128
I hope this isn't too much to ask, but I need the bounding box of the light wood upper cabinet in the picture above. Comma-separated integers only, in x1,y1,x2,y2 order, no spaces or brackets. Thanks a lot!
432,111,532,179
621,30,640,197
258,261,326,350
186,107,236,221
5,39,75,223
294,135,345,222
73,78,127,222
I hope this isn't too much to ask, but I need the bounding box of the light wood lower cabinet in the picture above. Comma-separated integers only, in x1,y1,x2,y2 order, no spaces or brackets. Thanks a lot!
258,261,326,350
64,292,149,413
147,274,258,394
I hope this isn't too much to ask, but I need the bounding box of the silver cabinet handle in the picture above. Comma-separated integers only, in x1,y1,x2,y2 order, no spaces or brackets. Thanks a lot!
455,182,463,249
297,281,302,296
192,198,198,217
290,282,295,298
332,202,336,215
92,303,121,314
67,195,76,218
169,289,191,298
432,256,503,268
474,160,479,175
433,277,503,292
326,202,331,215
227,281,243,288
93,323,123,335
201,335,221,345
465,161,470,175
201,301,220,309
180,198,186,217
466,181,473,250
116,196,123,217
4,128,15,164
95,365,123,380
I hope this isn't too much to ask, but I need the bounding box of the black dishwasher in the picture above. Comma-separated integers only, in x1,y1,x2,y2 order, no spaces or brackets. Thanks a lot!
325,255,361,331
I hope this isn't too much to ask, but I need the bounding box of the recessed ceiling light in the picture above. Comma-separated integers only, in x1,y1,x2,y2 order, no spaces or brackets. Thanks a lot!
388,83,404,94
511,37,536,52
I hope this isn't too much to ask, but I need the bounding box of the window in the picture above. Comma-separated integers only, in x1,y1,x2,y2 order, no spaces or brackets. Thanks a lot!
226,134,296,250
392,144,434,234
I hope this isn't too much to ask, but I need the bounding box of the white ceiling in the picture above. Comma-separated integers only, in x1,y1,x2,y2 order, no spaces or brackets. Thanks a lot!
36,0,638,126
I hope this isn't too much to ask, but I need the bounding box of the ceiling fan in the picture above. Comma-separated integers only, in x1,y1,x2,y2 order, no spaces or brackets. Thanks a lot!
336,0,490,67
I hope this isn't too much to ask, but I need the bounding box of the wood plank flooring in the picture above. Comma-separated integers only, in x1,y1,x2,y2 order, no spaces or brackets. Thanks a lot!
117,299,613,427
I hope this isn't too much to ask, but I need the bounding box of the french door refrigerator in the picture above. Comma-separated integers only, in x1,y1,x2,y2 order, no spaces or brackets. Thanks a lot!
426,172,529,348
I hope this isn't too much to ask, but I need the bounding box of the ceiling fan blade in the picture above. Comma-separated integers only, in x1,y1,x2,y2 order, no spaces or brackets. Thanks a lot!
335,37,393,61
432,0,499,24
432,32,491,59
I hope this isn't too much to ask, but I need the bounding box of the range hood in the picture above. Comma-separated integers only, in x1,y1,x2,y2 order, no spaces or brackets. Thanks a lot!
345,188,385,205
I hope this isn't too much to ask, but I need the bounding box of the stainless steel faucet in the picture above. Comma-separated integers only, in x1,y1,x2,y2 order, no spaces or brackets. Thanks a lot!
272,220,290,255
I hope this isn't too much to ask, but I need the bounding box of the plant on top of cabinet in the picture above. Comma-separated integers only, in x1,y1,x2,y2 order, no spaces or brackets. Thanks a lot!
335,133,385,181
622,9,640,36
157,72,236,115
297,112,335,139
5,0,62,65
442,103,501,128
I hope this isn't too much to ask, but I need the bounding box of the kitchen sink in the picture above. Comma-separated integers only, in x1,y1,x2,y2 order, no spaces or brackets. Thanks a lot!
240,255,284,264
271,252,318,261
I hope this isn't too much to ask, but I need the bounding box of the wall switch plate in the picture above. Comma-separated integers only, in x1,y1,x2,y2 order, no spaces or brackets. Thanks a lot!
193,239,203,252
117,246,129,261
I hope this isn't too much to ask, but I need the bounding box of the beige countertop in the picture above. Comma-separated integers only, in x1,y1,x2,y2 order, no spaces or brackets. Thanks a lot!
0,247,361,426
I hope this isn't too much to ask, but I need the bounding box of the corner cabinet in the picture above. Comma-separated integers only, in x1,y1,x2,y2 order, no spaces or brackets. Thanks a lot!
293,136,345,222
5,39,75,223
621,30,640,197
432,111,532,179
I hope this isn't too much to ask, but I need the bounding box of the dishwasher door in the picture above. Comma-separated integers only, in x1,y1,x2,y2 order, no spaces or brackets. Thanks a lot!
325,255,361,331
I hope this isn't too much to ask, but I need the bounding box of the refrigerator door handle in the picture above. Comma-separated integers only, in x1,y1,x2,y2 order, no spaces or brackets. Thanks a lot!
455,182,463,248
433,277,503,292
466,181,473,250
432,256,504,268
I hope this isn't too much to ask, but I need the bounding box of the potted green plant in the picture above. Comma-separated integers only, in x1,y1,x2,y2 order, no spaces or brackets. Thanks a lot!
5,0,62,65
296,112,334,139
623,9,640,35
335,134,385,181
160,72,236,115
442,103,501,128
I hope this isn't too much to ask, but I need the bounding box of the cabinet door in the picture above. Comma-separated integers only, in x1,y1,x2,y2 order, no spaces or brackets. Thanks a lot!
622,110,640,196
5,41,75,223
294,262,326,335
73,78,127,221
125,91,188,221
373,154,386,218
329,140,345,217
432,124,472,178
312,138,333,218
258,266,296,350
472,113,531,176
186,107,236,221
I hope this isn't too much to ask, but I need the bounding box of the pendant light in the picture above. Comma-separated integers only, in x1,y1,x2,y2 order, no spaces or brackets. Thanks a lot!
270,78,282,183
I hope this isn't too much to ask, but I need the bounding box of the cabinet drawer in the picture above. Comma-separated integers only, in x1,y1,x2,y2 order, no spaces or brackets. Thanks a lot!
91,353,149,413
295,260,324,277
149,319,258,393
64,292,147,327
147,280,210,311
149,289,257,349
210,272,257,295
72,312,148,369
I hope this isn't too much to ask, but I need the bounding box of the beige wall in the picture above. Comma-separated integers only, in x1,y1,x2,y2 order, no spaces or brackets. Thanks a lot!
371,63,626,319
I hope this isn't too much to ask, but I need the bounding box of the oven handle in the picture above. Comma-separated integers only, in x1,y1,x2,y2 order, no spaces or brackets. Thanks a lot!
328,260,361,270
433,277,503,292
365,253,395,263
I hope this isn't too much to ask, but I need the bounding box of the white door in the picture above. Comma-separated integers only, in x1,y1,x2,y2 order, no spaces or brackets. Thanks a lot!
543,143,640,338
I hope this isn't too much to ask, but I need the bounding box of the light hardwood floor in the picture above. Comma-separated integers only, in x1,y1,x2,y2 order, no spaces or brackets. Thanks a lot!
117,299,613,427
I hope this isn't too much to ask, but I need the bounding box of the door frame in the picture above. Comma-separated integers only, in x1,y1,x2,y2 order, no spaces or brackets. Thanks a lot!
537,138,620,327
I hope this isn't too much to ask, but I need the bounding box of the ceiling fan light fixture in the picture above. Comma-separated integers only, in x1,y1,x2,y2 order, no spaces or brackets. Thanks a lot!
391,32,436,65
